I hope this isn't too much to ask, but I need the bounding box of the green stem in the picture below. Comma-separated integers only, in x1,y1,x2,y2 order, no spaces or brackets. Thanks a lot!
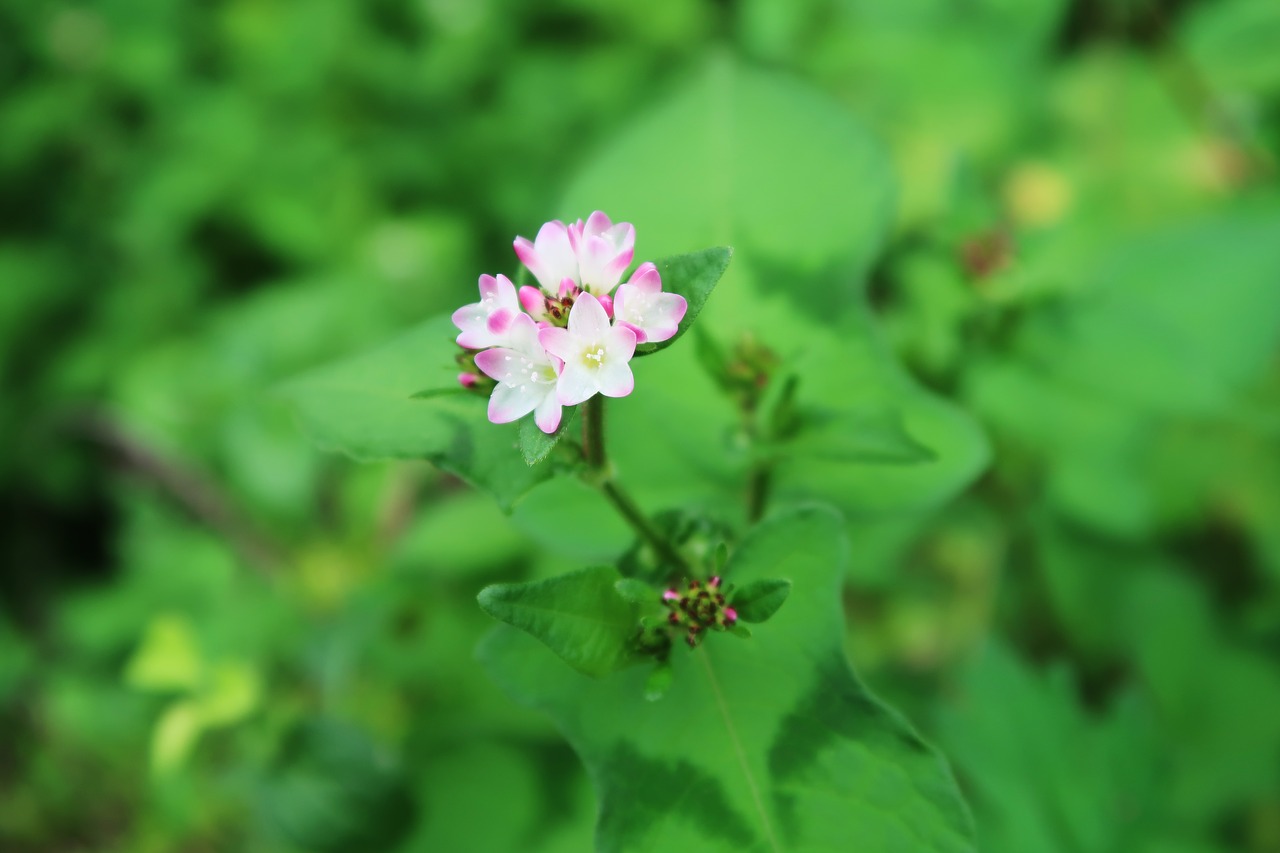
581,398,694,576
583,397,607,470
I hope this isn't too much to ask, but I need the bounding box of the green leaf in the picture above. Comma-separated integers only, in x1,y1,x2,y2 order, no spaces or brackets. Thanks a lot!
262,719,417,853
480,507,976,851
614,577,660,606
478,566,644,678
280,315,550,509
519,406,578,466
558,58,989,546
728,578,791,624
635,247,733,356
787,406,937,466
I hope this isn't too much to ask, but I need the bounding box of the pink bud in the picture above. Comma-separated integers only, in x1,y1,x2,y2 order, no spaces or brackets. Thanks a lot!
458,372,479,389
598,294,614,318
709,576,721,588
662,589,680,602
724,608,737,622
519,285,547,316
557,277,578,298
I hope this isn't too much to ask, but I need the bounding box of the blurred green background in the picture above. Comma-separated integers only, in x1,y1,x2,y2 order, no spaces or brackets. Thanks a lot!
3,0,1280,851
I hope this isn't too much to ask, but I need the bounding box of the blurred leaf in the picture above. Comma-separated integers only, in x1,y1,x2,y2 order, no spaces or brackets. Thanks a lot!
480,507,976,851
262,719,416,853
635,247,733,356
728,578,791,623
282,315,550,509
478,566,643,678
194,661,261,727
788,406,937,465
151,699,203,775
1181,0,1280,95
125,614,204,693
936,643,1168,853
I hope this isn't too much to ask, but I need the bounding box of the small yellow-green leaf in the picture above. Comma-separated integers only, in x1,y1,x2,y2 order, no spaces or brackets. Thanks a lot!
125,614,204,693
151,699,203,775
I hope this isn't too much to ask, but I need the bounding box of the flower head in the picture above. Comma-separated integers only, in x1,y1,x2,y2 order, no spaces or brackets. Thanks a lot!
450,212,675,434
513,220,579,294
612,262,686,344
452,274,520,349
538,293,636,406
570,211,635,297
474,313,564,433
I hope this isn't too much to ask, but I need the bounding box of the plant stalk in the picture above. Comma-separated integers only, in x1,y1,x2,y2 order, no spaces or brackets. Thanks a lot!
581,398,694,576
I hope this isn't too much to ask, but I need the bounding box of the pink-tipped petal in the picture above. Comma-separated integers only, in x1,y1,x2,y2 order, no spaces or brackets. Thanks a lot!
617,320,647,344
488,382,539,424
608,324,637,361
567,292,610,339
584,211,613,236
519,285,547,317
538,326,574,363
628,262,662,294
533,393,562,434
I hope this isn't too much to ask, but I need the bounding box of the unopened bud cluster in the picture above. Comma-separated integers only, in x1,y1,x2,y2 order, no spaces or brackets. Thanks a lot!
662,576,738,647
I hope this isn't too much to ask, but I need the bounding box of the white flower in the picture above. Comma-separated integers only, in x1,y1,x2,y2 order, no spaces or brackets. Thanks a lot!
570,211,635,297
512,220,579,294
474,313,564,433
451,274,520,349
538,293,636,405
612,262,686,344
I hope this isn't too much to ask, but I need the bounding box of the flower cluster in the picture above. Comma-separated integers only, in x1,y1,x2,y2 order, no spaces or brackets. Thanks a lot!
662,576,738,647
452,212,687,434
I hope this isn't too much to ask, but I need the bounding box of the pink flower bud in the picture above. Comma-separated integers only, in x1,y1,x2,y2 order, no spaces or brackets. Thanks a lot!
662,589,680,602
598,293,614,319
458,372,479,389
724,607,738,623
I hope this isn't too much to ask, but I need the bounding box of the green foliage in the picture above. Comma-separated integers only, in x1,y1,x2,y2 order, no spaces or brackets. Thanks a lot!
728,578,791,624
481,508,976,851
636,247,733,355
478,566,644,678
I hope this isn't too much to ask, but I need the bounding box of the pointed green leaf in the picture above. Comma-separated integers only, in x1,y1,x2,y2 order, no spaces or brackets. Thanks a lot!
479,507,976,851
280,315,549,509
635,247,733,356
729,578,791,624
519,406,578,466
614,577,660,606
478,566,643,678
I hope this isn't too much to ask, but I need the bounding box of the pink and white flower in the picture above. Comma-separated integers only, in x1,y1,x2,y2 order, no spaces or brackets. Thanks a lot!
538,293,636,406
612,262,686,344
474,313,564,433
452,274,520,349
570,211,635,297
513,220,579,294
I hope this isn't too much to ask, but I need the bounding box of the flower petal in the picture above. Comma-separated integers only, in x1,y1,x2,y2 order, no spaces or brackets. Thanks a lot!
556,363,598,406
607,323,637,361
538,326,575,363
627,262,661,294
488,382,541,424
534,393,563,434
567,292,610,340
596,361,635,398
